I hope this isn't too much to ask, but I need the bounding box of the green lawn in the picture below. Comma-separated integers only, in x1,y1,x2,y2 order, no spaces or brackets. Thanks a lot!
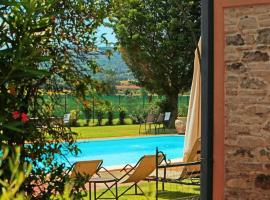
72,124,177,140
85,182,200,200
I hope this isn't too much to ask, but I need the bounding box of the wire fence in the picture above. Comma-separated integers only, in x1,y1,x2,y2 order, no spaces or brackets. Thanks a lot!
51,95,190,119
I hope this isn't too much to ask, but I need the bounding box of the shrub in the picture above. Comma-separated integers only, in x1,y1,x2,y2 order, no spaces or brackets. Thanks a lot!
105,103,114,126
83,107,92,126
96,111,104,126
129,106,144,124
107,111,114,126
96,104,107,126
178,105,189,117
118,106,127,125
70,110,81,127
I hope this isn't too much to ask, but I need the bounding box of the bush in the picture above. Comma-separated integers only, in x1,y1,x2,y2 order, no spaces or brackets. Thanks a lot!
106,111,114,125
83,107,92,126
70,110,80,127
178,105,189,117
96,111,104,126
118,106,127,125
129,106,144,124
96,103,107,126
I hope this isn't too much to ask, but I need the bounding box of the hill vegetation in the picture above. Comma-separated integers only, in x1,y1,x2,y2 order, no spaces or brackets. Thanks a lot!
94,47,135,81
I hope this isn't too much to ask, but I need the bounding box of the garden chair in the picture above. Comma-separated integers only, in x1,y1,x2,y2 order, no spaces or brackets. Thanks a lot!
163,112,171,128
154,113,165,134
156,139,201,199
63,113,71,125
139,113,157,134
89,153,164,200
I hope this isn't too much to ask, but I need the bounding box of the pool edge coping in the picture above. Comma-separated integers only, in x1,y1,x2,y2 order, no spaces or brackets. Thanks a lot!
75,133,185,142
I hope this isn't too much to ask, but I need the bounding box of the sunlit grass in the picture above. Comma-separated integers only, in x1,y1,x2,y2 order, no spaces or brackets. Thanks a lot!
72,124,177,140
84,182,200,200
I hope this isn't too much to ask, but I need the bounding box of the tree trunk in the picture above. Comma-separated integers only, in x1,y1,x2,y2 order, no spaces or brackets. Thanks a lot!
165,93,178,128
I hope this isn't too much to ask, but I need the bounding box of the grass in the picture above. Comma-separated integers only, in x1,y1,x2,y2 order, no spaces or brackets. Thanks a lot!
72,124,178,140
84,182,200,200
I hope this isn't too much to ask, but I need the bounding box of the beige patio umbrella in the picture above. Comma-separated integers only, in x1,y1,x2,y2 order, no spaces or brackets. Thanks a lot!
183,38,201,162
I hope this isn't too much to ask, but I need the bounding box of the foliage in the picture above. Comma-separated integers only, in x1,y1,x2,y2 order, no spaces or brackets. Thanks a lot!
107,111,114,125
118,106,127,125
0,146,31,200
0,0,109,198
178,104,189,117
106,104,114,126
129,106,144,124
83,107,92,126
70,110,81,127
102,70,118,95
95,103,107,126
110,0,200,127
0,146,81,200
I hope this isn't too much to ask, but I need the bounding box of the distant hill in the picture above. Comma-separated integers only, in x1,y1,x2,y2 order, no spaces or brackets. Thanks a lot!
93,47,135,81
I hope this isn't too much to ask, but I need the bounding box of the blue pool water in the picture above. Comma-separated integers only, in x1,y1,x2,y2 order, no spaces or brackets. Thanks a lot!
65,135,185,167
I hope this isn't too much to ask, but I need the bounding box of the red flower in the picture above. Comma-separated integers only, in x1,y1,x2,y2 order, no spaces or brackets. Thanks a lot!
12,111,20,119
21,113,29,123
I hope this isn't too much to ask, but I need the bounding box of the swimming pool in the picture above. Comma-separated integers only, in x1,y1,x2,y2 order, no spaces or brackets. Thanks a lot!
65,135,185,167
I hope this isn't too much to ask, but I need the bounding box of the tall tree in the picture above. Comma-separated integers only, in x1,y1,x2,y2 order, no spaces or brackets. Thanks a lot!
111,0,200,127
0,0,109,198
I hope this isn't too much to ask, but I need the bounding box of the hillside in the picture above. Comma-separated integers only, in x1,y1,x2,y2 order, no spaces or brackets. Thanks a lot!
93,47,135,81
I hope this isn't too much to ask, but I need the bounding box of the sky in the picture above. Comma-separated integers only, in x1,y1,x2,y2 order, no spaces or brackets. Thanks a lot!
96,25,117,47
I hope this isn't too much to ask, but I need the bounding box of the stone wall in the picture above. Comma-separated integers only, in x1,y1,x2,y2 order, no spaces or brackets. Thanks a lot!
224,4,270,199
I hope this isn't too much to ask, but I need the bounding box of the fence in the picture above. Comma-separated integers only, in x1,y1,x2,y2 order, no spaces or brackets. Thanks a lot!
51,95,190,119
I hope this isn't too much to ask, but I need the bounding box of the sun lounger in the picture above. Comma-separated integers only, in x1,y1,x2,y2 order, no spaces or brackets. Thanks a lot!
69,160,103,200
89,153,164,200
156,139,201,198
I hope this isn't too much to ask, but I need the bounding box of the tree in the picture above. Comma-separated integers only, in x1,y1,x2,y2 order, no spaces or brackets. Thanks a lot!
0,0,109,198
110,0,200,127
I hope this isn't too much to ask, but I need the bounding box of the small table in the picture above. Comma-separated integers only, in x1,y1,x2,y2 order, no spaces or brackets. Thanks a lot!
89,177,118,200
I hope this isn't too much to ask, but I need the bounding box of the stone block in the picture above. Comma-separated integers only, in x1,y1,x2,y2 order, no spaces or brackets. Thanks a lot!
257,28,270,44
237,136,265,148
225,53,240,62
259,20,270,28
253,6,270,14
243,34,256,45
224,25,239,34
240,76,267,89
258,13,270,21
226,178,251,189
237,162,264,171
255,174,270,190
238,89,268,96
247,63,270,71
233,147,254,158
242,51,269,62
265,164,270,170
244,105,270,117
236,7,254,16
263,121,270,132
238,16,258,30
227,62,247,73
226,34,245,46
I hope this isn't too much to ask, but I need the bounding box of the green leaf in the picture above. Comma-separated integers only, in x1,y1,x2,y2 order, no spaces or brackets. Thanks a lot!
3,121,24,133
23,68,50,77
